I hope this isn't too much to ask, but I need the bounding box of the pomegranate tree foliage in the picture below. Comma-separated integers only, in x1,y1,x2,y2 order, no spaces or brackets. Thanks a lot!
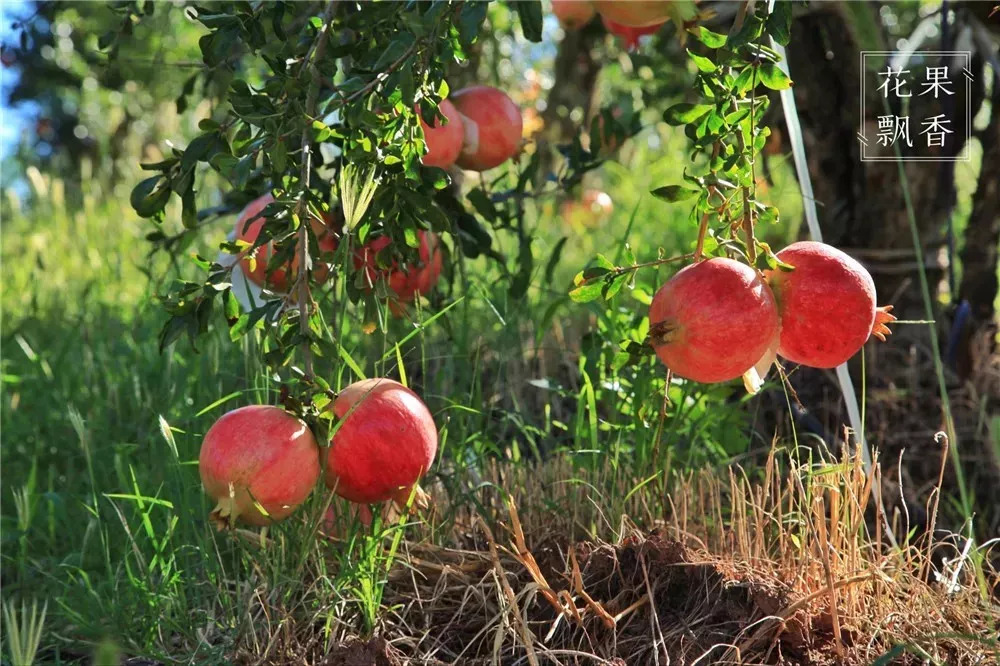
125,1,616,383
569,2,794,369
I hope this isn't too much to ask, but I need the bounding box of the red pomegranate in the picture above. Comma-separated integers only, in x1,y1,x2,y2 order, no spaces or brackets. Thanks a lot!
199,405,321,528
451,86,523,171
233,193,337,292
325,378,438,504
765,241,895,368
602,16,665,50
419,99,465,169
553,0,596,29
354,230,443,308
649,258,780,383
594,0,671,27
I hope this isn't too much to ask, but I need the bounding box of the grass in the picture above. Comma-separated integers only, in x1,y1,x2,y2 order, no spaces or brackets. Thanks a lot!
2,121,996,664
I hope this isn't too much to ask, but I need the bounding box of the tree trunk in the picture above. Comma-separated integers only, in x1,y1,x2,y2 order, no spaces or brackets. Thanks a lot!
955,77,1000,378
783,3,981,323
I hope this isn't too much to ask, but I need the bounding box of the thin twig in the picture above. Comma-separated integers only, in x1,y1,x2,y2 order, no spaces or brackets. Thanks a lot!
293,1,337,378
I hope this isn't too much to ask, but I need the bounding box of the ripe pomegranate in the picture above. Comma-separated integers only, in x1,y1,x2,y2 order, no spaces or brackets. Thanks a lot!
354,230,443,310
325,378,438,504
234,193,337,292
602,16,664,50
552,0,596,29
594,0,671,27
560,189,613,227
199,405,320,528
418,99,465,169
649,258,780,383
451,86,523,171
765,241,895,368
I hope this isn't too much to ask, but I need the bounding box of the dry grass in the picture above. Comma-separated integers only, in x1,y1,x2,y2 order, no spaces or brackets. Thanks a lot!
236,445,999,665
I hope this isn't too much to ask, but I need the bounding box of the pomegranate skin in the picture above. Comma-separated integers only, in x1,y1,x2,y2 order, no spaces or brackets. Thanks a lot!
354,230,443,305
649,258,779,383
234,194,336,292
602,16,664,49
451,86,523,171
199,405,320,527
766,241,878,369
552,0,596,29
594,0,670,27
419,99,465,169
325,378,438,504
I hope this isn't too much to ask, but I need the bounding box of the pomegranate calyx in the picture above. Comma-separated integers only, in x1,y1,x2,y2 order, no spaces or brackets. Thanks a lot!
647,319,680,347
871,305,896,342
209,490,240,531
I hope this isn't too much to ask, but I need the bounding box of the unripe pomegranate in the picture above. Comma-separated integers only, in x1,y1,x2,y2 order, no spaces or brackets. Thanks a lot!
602,16,664,50
594,0,671,27
325,378,438,504
765,241,895,368
419,99,465,169
649,258,780,383
199,405,321,528
451,86,523,171
234,193,337,292
354,230,443,308
552,0,596,29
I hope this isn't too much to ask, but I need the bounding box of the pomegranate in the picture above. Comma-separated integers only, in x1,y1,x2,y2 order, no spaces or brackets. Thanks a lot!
199,405,320,528
234,193,337,292
765,241,895,368
602,16,664,50
552,0,596,29
418,99,465,169
594,0,671,27
649,258,780,383
451,86,523,171
354,230,443,309
325,378,438,504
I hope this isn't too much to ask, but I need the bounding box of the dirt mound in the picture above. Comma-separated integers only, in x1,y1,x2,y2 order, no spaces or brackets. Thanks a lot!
320,637,403,666
387,533,853,665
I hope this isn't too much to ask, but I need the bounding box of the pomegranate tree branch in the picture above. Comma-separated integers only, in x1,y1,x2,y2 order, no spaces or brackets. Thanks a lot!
294,0,336,379
575,252,695,287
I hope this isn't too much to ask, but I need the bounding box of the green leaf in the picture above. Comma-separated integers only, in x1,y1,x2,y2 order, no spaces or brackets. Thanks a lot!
466,188,497,222
767,1,794,46
131,176,170,218
726,13,764,50
687,49,716,73
375,34,414,71
513,0,543,42
757,63,793,90
544,237,568,284
663,103,712,126
311,119,333,142
689,26,727,49
581,266,612,280
757,204,779,225
601,272,629,300
734,67,756,95
569,281,604,303
458,2,488,46
651,185,699,202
